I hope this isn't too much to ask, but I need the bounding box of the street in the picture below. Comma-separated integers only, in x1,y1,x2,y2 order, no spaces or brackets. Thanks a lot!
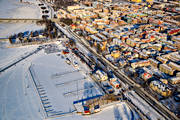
55,23,179,120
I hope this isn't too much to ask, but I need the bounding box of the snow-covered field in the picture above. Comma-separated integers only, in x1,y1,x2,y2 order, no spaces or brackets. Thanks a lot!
0,0,45,38
0,41,39,68
29,51,103,118
0,0,41,19
0,42,140,120
0,23,45,38
0,47,44,120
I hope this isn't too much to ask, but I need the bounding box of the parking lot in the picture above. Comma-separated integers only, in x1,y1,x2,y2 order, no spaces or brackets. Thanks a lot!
29,47,103,118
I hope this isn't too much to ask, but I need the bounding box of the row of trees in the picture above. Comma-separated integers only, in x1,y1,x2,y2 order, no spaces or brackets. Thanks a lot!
9,19,59,44
37,19,58,39
60,18,73,26
54,0,76,10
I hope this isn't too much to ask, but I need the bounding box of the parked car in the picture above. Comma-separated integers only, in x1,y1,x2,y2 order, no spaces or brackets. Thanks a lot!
42,15,49,19
38,3,44,6
65,58,71,65
73,61,79,68
41,6,46,9
44,10,49,13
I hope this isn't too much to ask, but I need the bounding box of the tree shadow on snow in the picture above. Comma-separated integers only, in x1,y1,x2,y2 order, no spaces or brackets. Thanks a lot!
113,105,123,120
83,82,97,98
123,104,131,120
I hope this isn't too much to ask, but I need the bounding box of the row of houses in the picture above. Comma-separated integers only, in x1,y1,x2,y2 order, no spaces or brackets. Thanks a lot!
57,0,180,97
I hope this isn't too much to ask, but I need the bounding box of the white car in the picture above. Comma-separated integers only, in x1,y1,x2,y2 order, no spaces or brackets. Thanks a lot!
73,61,79,68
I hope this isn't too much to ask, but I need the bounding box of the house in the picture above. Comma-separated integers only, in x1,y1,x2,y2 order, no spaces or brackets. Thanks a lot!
131,60,150,69
159,64,174,76
149,58,159,68
67,5,81,12
126,38,136,47
152,44,162,51
169,53,180,62
176,72,180,77
141,72,152,81
150,80,172,97
139,52,149,59
168,28,180,35
168,62,180,71
95,69,108,81
156,56,168,64
109,45,121,59
169,77,180,85
85,26,98,34
119,59,127,67
88,35,107,51
110,79,121,89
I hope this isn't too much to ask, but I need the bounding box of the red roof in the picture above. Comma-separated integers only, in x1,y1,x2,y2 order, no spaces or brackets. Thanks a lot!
84,110,90,113
169,29,180,35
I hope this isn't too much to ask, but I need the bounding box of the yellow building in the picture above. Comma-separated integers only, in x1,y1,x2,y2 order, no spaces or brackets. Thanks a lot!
85,26,98,34
67,5,80,12
150,80,172,97
169,77,180,85
149,58,159,68
152,44,162,51
156,56,168,64
146,0,154,4
160,79,168,84
130,0,142,3
168,62,180,71
111,51,120,59
126,39,136,47
159,64,174,76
